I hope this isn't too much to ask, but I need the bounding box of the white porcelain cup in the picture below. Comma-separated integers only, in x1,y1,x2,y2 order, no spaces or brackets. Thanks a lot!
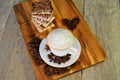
50,42,77,56
47,28,77,56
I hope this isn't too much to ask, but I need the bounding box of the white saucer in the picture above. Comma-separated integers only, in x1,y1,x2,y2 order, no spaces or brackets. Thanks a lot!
39,38,81,68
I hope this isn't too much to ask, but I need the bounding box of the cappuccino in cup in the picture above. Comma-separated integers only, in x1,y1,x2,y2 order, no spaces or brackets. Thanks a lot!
47,28,77,56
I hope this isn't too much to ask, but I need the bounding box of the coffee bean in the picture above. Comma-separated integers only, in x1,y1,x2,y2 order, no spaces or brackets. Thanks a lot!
47,51,71,64
44,65,69,76
45,45,50,51
62,17,80,30
27,37,44,65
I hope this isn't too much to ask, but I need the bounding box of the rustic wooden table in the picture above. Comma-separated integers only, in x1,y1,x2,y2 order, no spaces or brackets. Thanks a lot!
0,0,119,80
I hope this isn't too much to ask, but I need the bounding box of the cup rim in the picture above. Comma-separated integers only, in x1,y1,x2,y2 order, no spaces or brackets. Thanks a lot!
49,38,76,56
47,28,75,51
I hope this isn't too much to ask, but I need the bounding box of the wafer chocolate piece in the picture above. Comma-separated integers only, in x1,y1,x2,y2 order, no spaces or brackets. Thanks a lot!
32,20,55,32
32,0,53,14
31,14,55,27
31,0,55,32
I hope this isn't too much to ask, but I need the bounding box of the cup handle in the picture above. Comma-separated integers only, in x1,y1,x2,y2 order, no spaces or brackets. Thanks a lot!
68,47,77,55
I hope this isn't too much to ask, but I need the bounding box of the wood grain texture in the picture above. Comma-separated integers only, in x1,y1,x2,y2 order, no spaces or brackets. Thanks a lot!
14,0,106,80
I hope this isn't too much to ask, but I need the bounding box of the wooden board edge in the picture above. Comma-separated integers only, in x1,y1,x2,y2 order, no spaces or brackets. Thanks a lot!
13,0,107,80
69,0,106,59
14,4,45,80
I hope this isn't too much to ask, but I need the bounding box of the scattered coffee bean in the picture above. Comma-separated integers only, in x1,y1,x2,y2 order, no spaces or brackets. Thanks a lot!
29,33,35,38
44,65,69,76
45,45,50,51
44,45,71,64
27,37,44,65
26,37,79,76
48,52,71,64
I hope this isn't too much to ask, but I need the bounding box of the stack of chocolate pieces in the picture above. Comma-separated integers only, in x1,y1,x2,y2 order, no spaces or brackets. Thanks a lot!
31,0,55,32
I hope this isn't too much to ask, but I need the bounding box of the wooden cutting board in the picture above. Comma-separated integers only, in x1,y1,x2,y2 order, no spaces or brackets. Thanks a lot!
14,0,106,80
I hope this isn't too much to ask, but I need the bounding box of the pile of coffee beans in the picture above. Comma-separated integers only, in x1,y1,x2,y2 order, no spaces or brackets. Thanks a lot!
45,45,71,64
48,53,71,64
62,17,80,30
28,37,44,65
44,65,69,76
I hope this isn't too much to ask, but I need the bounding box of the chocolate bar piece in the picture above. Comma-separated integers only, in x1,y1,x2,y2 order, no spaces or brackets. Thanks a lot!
32,0,53,14
31,0,55,32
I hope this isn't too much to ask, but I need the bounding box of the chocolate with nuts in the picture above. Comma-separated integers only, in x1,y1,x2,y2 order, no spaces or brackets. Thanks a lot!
32,0,53,14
